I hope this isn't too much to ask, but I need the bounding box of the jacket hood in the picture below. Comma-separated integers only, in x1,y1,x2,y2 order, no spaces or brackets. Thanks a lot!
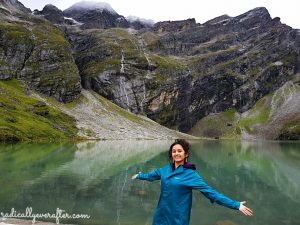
171,162,196,171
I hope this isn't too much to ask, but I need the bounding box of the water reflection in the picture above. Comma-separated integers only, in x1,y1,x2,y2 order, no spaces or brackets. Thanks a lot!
190,140,300,225
0,140,299,225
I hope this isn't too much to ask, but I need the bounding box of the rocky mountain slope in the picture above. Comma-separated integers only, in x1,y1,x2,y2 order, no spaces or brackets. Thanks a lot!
189,76,300,140
32,88,193,140
0,0,81,102
0,0,299,141
0,79,192,141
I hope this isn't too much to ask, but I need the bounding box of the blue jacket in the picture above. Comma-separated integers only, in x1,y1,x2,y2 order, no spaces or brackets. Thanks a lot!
136,164,240,225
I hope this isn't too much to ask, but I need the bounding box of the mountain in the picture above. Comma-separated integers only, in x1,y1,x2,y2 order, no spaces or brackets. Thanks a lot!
0,0,299,141
33,1,154,29
62,1,129,29
33,4,65,24
63,6,299,139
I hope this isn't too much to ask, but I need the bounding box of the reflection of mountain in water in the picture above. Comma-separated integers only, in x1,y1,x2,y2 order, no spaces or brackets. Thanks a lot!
0,140,171,224
60,140,170,185
0,142,76,205
191,140,300,202
190,140,300,225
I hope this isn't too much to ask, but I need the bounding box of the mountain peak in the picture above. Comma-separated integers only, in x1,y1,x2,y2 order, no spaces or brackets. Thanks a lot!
62,1,128,29
43,4,61,11
64,1,117,15
34,3,65,24
237,7,271,21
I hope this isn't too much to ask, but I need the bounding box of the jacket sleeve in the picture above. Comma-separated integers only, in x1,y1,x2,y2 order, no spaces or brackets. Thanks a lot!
136,168,161,181
189,172,240,210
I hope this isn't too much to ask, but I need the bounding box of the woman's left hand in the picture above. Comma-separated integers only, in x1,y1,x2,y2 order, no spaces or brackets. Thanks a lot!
131,174,138,180
239,201,253,216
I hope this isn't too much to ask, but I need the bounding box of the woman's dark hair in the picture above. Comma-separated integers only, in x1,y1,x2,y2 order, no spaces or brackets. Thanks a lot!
168,139,191,161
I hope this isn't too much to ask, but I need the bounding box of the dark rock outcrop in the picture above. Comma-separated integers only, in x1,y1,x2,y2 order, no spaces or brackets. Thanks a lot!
153,18,196,33
34,4,65,24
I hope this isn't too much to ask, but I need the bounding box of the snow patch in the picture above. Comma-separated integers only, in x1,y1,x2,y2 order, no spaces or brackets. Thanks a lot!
65,1,117,14
273,61,283,66
116,17,126,22
211,18,230,25
64,16,83,25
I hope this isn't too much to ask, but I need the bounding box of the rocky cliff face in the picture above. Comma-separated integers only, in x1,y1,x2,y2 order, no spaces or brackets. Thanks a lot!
189,76,300,140
0,0,81,102
0,1,299,140
153,18,196,33
155,7,300,132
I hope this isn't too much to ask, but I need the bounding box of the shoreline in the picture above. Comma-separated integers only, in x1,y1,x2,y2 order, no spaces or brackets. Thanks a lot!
0,217,73,225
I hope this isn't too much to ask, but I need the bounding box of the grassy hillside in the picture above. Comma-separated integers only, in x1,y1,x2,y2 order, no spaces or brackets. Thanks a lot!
0,79,78,142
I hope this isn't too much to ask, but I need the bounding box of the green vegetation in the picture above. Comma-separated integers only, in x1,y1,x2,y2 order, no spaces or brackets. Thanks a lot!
141,32,160,46
239,97,271,133
0,80,78,142
281,53,298,66
78,28,149,76
223,108,237,119
0,23,32,43
147,39,164,51
189,110,239,139
32,22,69,47
279,120,300,140
149,54,184,70
85,58,120,75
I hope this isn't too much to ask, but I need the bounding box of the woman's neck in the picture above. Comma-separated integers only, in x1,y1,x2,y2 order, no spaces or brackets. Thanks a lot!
174,161,184,169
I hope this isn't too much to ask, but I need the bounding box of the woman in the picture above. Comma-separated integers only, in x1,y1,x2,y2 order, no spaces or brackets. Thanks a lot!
132,139,253,225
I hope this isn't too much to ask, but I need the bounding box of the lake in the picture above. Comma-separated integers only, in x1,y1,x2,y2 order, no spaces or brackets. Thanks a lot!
0,140,299,225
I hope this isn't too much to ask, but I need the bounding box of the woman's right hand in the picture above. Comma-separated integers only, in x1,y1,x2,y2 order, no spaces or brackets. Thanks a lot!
131,174,138,180
239,201,253,216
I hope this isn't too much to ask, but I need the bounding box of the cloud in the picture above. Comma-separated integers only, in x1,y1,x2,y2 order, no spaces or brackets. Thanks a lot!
64,0,117,14
126,15,155,25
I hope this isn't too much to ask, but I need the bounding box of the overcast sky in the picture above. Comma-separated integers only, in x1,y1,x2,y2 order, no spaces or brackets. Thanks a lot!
19,0,299,29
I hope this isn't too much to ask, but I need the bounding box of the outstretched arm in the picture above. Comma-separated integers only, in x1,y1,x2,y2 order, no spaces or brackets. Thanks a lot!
190,173,253,216
131,168,161,181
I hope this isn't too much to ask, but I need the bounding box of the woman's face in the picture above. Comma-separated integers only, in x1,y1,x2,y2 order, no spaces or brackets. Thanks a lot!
172,144,187,164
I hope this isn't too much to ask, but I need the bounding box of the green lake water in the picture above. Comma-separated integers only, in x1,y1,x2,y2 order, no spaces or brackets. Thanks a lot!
0,140,299,225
